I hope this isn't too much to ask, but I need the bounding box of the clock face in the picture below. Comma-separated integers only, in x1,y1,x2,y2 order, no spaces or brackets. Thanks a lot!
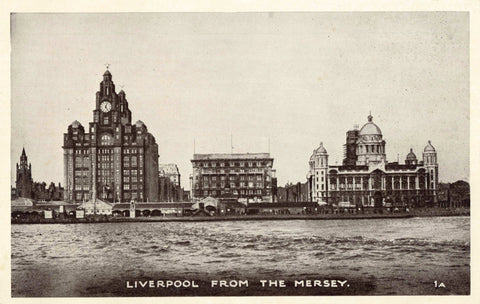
100,101,112,113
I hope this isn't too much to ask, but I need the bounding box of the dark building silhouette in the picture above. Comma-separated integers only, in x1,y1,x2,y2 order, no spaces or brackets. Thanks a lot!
63,70,159,203
15,148,33,198
438,180,470,208
158,164,187,201
32,182,64,201
277,182,309,202
158,174,184,202
13,148,64,201
343,127,360,166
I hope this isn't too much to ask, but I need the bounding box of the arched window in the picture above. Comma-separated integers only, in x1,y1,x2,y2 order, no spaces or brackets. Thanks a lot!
100,134,113,146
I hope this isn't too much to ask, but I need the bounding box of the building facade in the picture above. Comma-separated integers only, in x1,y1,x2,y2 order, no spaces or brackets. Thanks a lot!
158,164,186,202
159,164,181,187
276,182,309,202
63,70,159,203
191,153,276,203
307,114,439,207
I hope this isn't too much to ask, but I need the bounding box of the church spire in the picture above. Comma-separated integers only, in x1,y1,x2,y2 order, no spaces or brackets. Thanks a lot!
20,147,27,164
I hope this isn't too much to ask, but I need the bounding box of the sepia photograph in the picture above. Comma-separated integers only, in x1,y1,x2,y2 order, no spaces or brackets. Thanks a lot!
6,8,474,300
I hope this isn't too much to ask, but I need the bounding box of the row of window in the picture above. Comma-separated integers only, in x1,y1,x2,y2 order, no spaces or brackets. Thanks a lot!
123,176,141,183
125,148,141,154
200,168,266,174
98,169,114,176
124,192,143,200
206,181,263,187
75,192,88,200
74,181,144,191
98,149,114,154
73,168,144,177
123,183,143,190
328,175,420,183
123,169,143,176
72,135,86,142
98,176,114,185
200,175,264,182
75,155,143,165
357,144,385,154
123,155,142,167
75,157,90,168
74,185,90,190
75,170,89,177
196,182,265,189
198,161,270,168
197,189,265,196
329,182,426,191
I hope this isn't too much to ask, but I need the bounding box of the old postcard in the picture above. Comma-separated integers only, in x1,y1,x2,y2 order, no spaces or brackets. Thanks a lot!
2,2,479,304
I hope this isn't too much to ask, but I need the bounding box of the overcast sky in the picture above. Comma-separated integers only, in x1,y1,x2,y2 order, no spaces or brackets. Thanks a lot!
11,12,469,189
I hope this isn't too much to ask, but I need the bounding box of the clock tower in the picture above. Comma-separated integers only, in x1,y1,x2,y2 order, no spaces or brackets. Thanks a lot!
63,69,159,204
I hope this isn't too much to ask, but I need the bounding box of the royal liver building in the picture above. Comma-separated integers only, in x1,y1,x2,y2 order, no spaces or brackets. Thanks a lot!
307,114,438,207
63,70,159,203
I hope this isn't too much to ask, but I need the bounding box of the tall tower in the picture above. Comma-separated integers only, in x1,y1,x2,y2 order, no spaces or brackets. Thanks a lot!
343,126,359,165
63,70,159,203
308,142,328,203
16,148,33,198
423,140,438,203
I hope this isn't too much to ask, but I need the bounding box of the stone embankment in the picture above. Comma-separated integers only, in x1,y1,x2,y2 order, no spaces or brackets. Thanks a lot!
11,207,469,224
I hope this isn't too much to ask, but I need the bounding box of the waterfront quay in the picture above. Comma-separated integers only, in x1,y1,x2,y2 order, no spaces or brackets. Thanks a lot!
11,206,469,224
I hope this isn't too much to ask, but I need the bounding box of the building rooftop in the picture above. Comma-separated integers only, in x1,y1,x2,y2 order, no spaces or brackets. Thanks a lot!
193,153,272,161
159,164,180,174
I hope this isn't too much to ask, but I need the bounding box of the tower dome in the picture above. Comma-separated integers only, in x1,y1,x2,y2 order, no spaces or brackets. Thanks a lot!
70,120,82,128
310,142,328,160
135,120,145,128
315,142,328,154
359,113,382,136
405,148,418,165
355,113,386,165
424,140,436,152
406,148,417,161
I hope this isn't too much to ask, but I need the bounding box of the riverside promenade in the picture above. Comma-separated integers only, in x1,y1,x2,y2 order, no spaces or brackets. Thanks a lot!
11,207,469,224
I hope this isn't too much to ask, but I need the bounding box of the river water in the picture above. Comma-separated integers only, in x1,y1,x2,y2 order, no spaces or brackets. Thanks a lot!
11,216,469,296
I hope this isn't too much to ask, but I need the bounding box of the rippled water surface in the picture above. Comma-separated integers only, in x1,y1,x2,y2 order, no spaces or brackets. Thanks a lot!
11,217,469,296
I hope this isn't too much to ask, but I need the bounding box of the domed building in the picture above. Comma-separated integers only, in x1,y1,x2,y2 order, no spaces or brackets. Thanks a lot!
63,70,159,203
307,114,438,207
356,113,386,165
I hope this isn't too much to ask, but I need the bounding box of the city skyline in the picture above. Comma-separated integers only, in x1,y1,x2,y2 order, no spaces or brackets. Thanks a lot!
11,12,469,190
